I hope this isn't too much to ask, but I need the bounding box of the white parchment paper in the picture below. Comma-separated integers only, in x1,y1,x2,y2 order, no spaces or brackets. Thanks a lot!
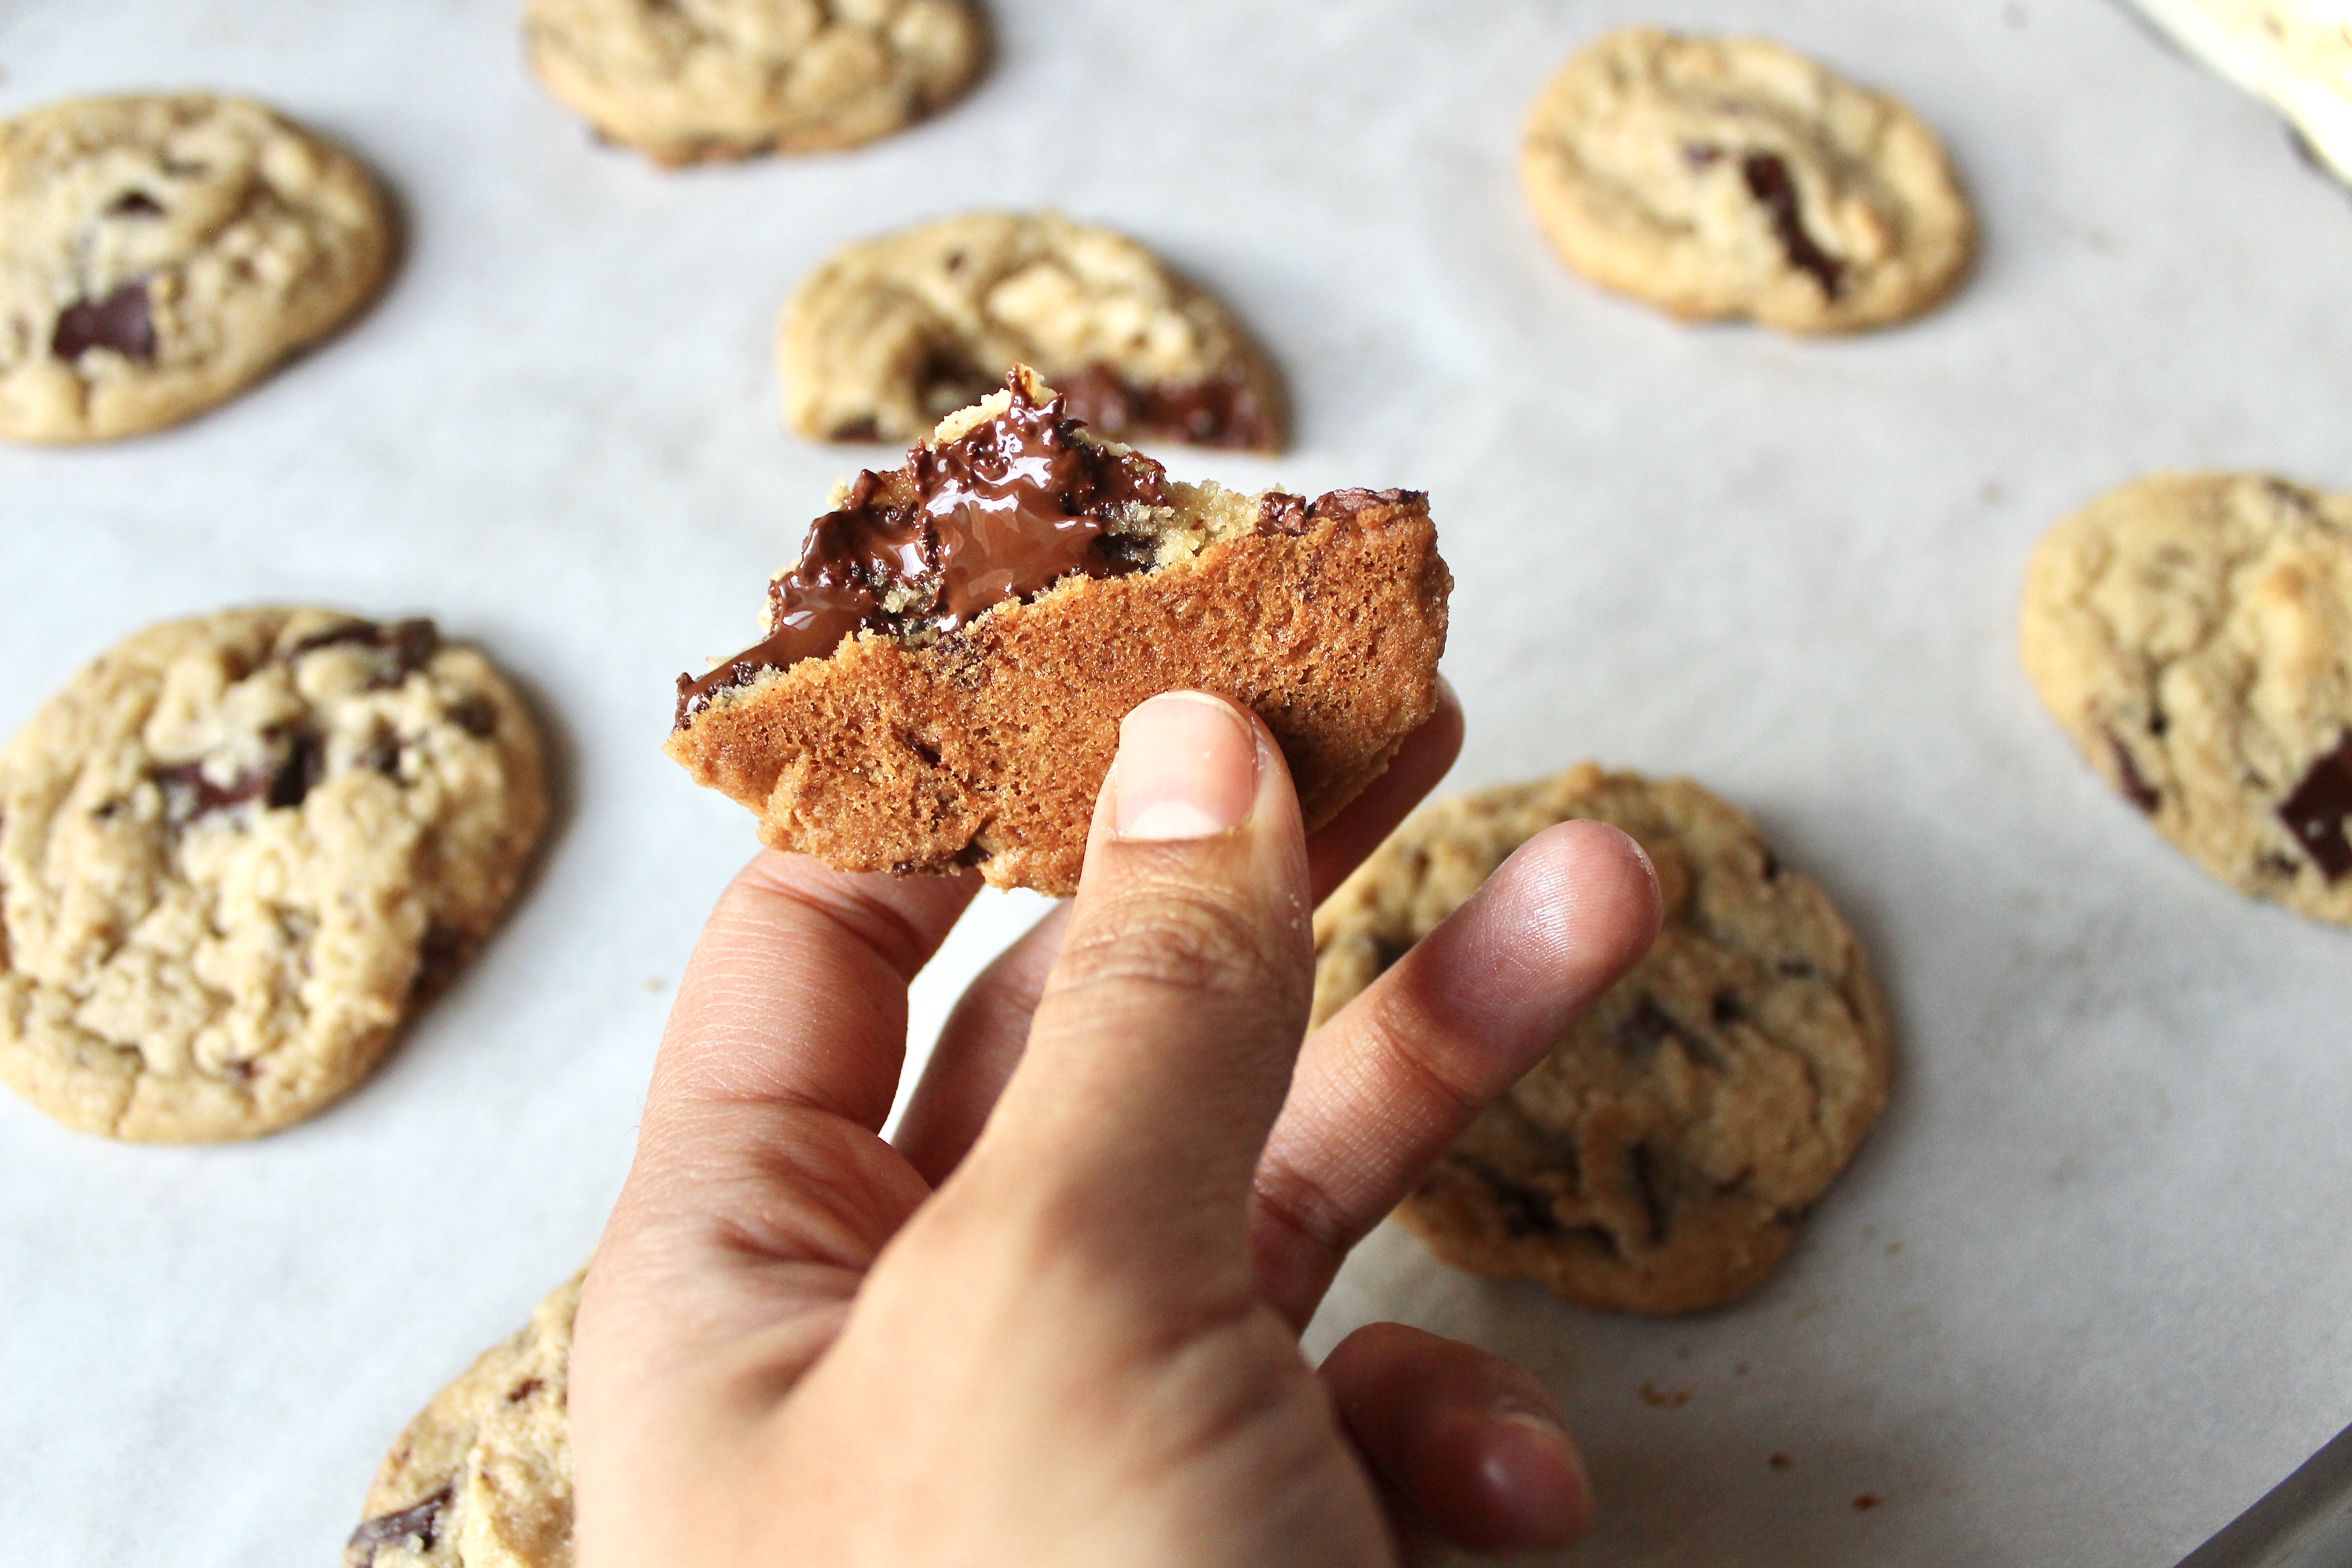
4,2,2350,1563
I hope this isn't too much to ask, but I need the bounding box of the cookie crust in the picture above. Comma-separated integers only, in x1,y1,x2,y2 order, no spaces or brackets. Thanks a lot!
1520,28,1974,333
346,1272,581,1568
2023,471,2352,923
0,609,546,1142
0,93,392,444
1313,766,1891,1314
782,211,1285,451
524,0,985,165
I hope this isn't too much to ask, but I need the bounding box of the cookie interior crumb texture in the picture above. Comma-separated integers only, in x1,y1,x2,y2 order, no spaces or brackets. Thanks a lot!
1312,765,1892,1314
667,367,1448,896
0,93,394,444
1520,27,1975,334
781,211,1287,450
2022,470,2352,926
0,609,547,1142
524,0,986,165
346,1271,581,1568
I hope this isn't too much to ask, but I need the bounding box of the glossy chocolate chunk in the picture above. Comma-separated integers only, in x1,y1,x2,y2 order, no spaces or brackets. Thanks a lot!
1740,152,1844,299
675,372,1170,726
2278,733,2352,881
51,280,157,363
346,1485,451,1564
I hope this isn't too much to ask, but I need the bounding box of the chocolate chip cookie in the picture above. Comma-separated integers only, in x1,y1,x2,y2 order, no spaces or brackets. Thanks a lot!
0,610,547,1142
0,93,392,444
525,0,985,165
1312,766,1892,1315
1521,28,1974,333
781,211,1284,450
668,367,1446,897
346,1272,580,1568
2023,471,2352,924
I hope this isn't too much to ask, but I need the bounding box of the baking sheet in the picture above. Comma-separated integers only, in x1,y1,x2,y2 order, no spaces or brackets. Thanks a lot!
4,2,2351,1563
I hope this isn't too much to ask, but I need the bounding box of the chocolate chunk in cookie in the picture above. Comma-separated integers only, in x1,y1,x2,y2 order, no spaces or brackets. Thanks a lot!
524,0,985,166
1519,29,1974,333
348,1273,580,1568
780,212,1285,451
668,367,1446,896
0,94,392,443
0,610,547,1142
1313,766,1892,1314
2023,471,2352,923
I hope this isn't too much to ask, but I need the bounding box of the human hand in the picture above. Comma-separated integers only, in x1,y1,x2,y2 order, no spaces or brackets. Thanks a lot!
570,687,1661,1566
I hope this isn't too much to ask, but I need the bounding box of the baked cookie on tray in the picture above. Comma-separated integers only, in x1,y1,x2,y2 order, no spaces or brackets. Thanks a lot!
525,0,985,165
2023,471,2352,925
669,367,1446,897
781,211,1284,451
1521,28,1974,333
1312,765,1891,1315
346,1271,581,1568
0,610,546,1142
0,93,392,443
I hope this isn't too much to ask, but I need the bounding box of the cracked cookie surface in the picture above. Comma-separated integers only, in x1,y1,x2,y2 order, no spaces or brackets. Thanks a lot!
2023,471,2352,924
525,0,984,165
1312,765,1891,1314
347,1272,580,1568
0,608,546,1142
782,211,1284,450
1520,28,1973,333
0,93,392,443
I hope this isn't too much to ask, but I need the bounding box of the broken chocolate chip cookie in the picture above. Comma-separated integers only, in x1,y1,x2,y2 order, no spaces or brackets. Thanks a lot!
668,367,1447,896
1312,765,1892,1315
2023,470,2352,924
0,608,546,1142
0,93,392,443
1520,28,1974,333
780,212,1285,451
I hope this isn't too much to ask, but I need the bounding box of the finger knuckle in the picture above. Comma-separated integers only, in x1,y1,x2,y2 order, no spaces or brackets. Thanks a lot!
1057,881,1294,1008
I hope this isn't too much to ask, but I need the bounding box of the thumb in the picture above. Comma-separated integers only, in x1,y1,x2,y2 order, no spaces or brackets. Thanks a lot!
954,691,1313,1278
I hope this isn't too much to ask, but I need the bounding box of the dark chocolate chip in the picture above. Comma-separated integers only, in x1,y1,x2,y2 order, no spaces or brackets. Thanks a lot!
105,190,165,218
2278,733,2352,881
1710,990,1746,1026
1629,1143,1672,1245
269,730,326,809
1256,492,1311,537
1371,935,1413,975
445,696,497,738
409,924,469,1000
1309,487,1428,523
953,839,992,867
1613,995,1720,1065
830,416,883,442
505,1378,544,1404
1740,152,1845,299
357,730,405,780
51,280,156,363
346,1486,451,1563
1053,363,1278,450
2107,734,2161,814
1453,1154,1566,1240
1760,848,1782,881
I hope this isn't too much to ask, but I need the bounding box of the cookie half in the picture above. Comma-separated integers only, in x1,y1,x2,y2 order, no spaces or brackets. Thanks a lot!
782,211,1285,451
346,1272,580,1568
0,610,547,1142
2023,471,2352,923
0,93,392,444
1313,766,1892,1314
669,368,1447,896
1520,29,1974,333
524,0,985,165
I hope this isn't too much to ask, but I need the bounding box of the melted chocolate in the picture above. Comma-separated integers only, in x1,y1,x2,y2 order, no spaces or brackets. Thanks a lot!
51,280,156,363
1053,364,1278,451
347,1486,452,1563
1256,492,1310,537
1740,152,1845,299
2278,733,2352,881
675,372,1169,727
1309,487,1426,521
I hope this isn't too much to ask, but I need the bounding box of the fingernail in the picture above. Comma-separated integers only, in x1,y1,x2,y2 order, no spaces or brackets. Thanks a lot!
1113,692,1258,841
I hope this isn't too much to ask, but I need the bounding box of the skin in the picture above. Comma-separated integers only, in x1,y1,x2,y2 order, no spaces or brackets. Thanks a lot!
570,685,1662,1566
